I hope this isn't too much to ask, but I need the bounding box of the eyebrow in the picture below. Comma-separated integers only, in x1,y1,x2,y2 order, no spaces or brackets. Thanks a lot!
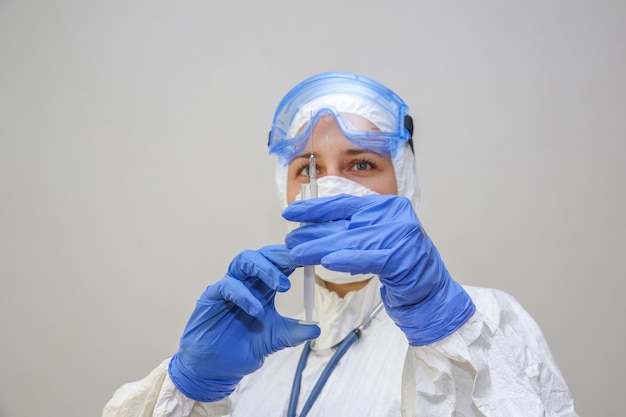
343,148,380,157
292,148,381,160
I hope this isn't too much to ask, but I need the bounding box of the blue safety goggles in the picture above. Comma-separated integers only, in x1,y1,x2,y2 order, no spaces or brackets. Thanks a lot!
268,72,413,164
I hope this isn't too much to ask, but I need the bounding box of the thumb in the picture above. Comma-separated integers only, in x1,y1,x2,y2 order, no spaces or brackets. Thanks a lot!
273,317,320,350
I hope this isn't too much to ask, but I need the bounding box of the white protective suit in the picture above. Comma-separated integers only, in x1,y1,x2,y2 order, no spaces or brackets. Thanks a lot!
103,276,577,416
104,85,578,415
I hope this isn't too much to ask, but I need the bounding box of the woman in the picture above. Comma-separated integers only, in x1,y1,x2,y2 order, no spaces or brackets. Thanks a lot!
103,72,578,416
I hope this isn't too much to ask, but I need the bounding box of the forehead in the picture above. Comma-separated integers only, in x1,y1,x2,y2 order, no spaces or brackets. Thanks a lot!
287,112,393,165
291,127,387,165
306,116,368,148
295,112,379,136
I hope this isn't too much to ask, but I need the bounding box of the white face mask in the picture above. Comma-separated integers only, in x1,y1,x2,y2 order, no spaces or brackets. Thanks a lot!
288,176,376,285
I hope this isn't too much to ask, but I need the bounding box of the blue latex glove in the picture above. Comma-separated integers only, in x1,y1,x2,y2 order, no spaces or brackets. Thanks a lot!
168,245,320,402
283,194,475,346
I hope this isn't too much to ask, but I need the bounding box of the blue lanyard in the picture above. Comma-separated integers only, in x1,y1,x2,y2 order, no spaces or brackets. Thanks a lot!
286,302,384,417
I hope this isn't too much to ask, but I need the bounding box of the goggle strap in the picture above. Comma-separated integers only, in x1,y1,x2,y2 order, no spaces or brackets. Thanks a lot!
405,115,414,154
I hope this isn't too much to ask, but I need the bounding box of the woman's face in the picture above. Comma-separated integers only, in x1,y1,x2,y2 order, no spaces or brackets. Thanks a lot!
286,114,398,204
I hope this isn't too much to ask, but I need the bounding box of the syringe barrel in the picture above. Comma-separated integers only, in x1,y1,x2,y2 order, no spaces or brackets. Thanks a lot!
303,266,315,323
300,181,317,324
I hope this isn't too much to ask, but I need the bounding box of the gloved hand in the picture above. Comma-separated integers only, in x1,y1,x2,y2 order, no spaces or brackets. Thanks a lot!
168,245,320,402
283,194,475,346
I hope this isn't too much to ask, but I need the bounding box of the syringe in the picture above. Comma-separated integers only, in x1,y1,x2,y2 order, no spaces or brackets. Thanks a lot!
300,150,318,324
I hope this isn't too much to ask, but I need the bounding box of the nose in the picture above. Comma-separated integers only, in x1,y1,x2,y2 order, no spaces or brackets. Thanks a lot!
324,171,342,179
319,163,344,179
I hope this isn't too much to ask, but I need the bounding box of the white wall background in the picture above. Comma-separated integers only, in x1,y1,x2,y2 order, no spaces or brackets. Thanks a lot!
0,1,624,416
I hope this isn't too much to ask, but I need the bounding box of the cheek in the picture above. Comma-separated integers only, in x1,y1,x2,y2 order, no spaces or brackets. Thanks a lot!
286,163,304,205
368,171,398,195
286,179,300,205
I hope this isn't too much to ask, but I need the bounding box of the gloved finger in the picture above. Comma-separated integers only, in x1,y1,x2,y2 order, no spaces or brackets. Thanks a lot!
320,248,392,276
228,249,291,292
204,276,264,316
289,223,412,265
257,244,297,277
283,194,385,223
273,317,321,349
288,227,377,265
284,221,347,249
